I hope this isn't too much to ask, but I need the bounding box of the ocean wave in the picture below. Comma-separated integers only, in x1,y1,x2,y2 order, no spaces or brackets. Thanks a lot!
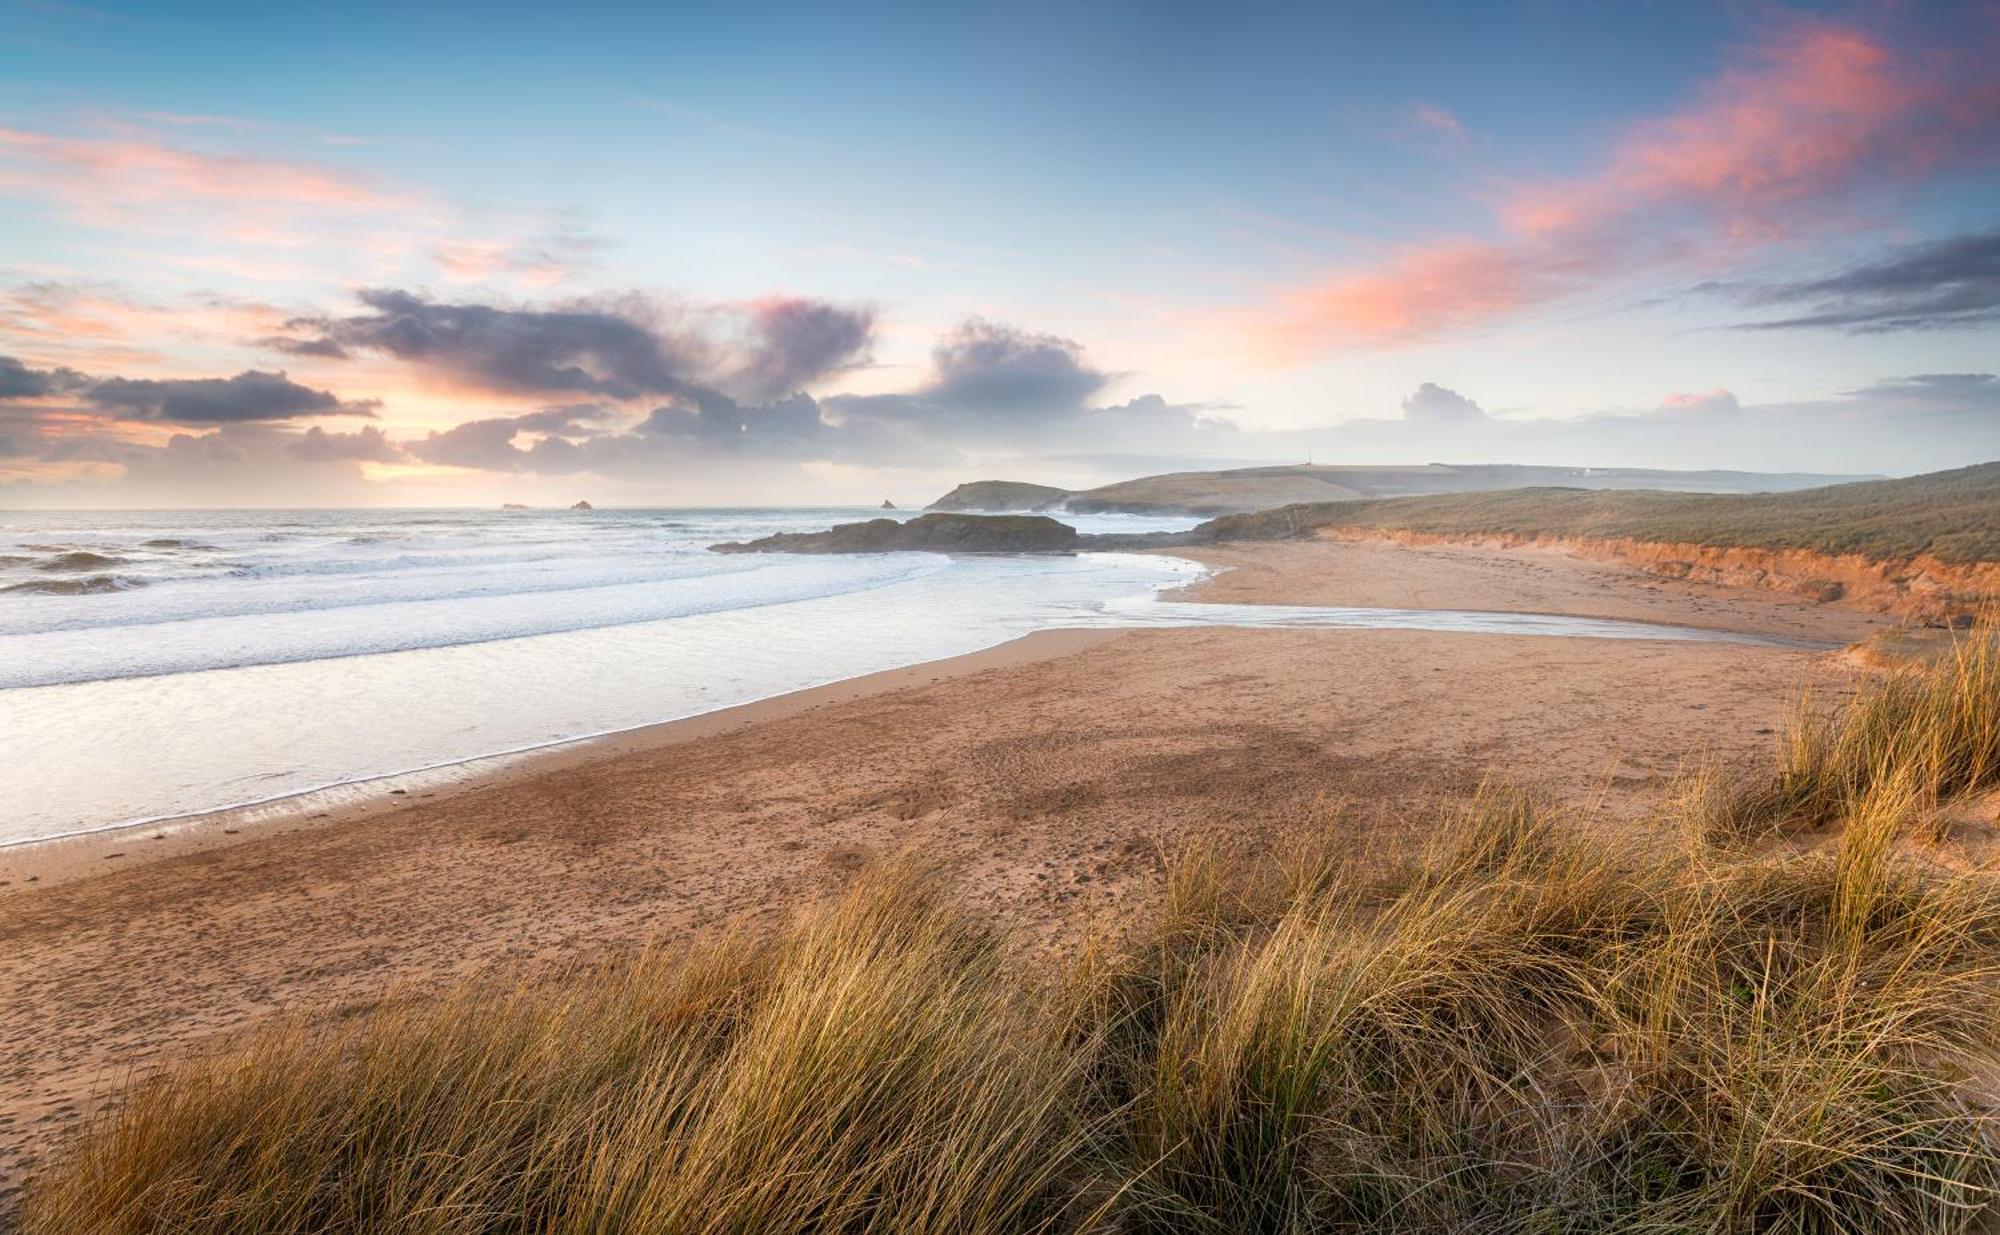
3,574,148,596
0,555,945,687
35,550,129,572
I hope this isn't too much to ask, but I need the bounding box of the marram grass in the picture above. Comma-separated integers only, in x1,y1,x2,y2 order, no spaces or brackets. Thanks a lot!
23,628,2000,1234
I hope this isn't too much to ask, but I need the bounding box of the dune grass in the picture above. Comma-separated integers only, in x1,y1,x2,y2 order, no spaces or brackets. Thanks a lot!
22,630,2000,1234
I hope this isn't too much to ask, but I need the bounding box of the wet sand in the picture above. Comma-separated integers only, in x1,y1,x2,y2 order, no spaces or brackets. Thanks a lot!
0,537,1892,1209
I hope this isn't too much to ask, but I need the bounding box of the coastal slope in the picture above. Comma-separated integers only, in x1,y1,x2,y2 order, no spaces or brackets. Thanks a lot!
928,461,1870,515
1186,461,2000,620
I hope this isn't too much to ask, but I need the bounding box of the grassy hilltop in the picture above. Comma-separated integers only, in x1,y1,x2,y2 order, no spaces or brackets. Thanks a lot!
1196,461,2000,565
928,462,1868,517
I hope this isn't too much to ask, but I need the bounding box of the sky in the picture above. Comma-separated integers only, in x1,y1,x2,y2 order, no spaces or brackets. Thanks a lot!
1,0,1997,508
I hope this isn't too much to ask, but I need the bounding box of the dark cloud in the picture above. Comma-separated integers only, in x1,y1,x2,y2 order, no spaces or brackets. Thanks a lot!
85,369,374,425
1725,229,2000,333
260,334,350,359
1400,382,1487,423
927,319,1108,414
640,391,828,450
409,412,592,474
726,299,875,404
0,355,89,399
287,425,402,463
1836,373,2000,413
818,319,1227,460
276,288,873,410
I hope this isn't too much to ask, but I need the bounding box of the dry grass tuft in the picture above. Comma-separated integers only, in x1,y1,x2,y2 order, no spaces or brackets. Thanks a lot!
23,629,2000,1233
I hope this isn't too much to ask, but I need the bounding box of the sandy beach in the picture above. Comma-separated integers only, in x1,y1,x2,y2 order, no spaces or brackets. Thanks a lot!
0,536,1894,1208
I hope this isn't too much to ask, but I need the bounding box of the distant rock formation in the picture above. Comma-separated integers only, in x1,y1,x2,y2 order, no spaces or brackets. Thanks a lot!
570,500,594,510
927,463,1876,518
926,480,1072,512
501,503,530,510
715,513,1079,555
881,500,897,510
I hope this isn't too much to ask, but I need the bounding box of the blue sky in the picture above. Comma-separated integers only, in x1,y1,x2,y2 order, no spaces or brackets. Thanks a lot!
1,0,1997,505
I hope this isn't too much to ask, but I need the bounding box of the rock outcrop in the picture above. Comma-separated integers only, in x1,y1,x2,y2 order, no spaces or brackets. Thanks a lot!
570,500,594,510
715,513,1079,555
925,481,1073,512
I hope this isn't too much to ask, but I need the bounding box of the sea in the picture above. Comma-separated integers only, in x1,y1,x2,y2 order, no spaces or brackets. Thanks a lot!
0,506,1817,847
0,507,1204,844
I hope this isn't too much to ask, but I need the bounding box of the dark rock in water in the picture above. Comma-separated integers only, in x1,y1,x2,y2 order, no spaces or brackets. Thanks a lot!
501,503,530,510
880,499,896,510
570,500,594,510
715,513,1079,555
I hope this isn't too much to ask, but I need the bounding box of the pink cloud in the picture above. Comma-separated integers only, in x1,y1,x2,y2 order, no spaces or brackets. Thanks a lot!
1409,102,1468,144
1246,20,2000,358
1660,388,1741,415
0,126,407,221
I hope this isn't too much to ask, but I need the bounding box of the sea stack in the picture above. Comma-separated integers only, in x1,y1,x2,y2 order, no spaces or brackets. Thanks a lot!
881,500,897,510
571,500,594,510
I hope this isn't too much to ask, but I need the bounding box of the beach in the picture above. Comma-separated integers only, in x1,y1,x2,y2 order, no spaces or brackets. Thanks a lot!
0,534,1893,1207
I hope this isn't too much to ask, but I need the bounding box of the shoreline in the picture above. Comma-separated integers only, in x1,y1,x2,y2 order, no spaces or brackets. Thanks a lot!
0,535,1893,1205
1,538,1885,892
0,628,1123,892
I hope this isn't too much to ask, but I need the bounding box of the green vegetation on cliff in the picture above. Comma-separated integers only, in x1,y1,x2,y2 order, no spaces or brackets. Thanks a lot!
1195,461,2000,564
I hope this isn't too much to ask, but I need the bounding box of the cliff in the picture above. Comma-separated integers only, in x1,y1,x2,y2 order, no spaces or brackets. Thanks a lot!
925,481,1073,512
1185,462,2000,621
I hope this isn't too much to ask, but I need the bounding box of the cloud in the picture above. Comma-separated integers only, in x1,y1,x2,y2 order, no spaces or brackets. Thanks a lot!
1262,372,2000,476
0,123,410,234
409,411,594,474
83,369,375,425
260,334,350,359
1409,103,1468,144
926,319,1108,413
431,211,614,288
392,316,1226,480
287,424,401,463
1660,388,1742,415
824,319,1229,456
1400,382,1488,423
1242,19,2000,356
725,298,877,404
0,280,310,371
1723,228,2000,332
1836,372,2000,413
275,288,874,410
0,354,88,398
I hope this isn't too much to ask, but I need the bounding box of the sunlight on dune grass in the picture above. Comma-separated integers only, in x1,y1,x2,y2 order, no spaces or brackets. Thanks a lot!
23,627,2000,1234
